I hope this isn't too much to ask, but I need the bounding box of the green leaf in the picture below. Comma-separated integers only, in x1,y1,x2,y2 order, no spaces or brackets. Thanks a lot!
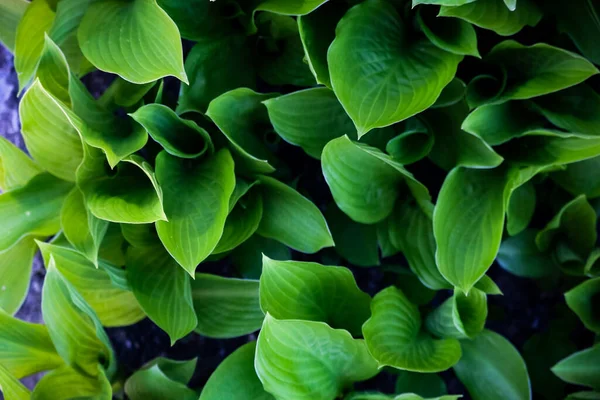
78,0,187,84
0,136,42,192
474,275,503,295
0,238,37,315
386,119,434,165
98,224,126,266
38,242,145,327
177,34,255,114
192,274,263,339
377,217,400,258
565,278,600,333
126,245,197,344
31,365,112,400
552,346,600,390
256,314,379,400
0,172,72,252
256,175,333,253
200,341,274,400
155,149,235,274
507,181,536,236
389,199,451,290
328,0,461,136
260,256,371,336
0,363,30,400
125,360,197,400
500,135,600,166
36,34,71,106
98,77,155,109
345,394,459,400
414,0,477,5
395,371,447,398
432,78,466,108
439,0,542,36
552,157,600,198
239,0,329,34
264,87,356,159
497,230,559,278
392,267,437,306
425,288,487,339
567,392,600,400
42,256,115,378
77,145,166,224
322,135,430,224
0,308,63,378
0,0,28,53
19,80,83,182
230,235,291,280
416,7,479,57
156,0,235,40
206,88,278,174
61,188,109,266
213,188,263,254
362,286,461,372
131,104,213,159
454,330,531,400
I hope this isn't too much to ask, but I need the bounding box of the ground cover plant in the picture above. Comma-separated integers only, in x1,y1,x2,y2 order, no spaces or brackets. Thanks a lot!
0,0,599,398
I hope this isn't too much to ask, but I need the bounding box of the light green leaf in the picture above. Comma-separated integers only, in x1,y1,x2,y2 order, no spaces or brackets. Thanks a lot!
474,275,503,295
61,188,108,266
0,172,72,252
552,346,600,390
0,363,30,400
264,87,356,159
454,330,531,400
0,308,63,378
256,175,333,253
199,341,274,400
213,188,263,254
507,181,536,236
206,88,278,174
78,0,187,84
230,235,291,280
0,238,36,316
260,256,371,336
155,149,235,274
256,314,379,400
36,35,70,106
565,278,600,333
192,274,263,339
362,286,461,372
131,104,213,159
329,0,461,136
322,135,430,224
395,371,447,398
31,365,112,400
125,360,197,400
497,230,559,278
42,257,115,378
417,7,479,57
0,137,42,192
346,394,459,400
0,0,28,53
126,245,197,344
439,0,541,36
425,288,487,339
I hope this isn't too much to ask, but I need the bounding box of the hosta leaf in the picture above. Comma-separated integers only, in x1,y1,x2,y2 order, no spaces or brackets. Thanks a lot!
497,230,559,278
206,88,278,174
239,0,329,34
346,394,459,400
155,149,235,274
256,315,379,400
61,188,109,266
565,278,600,333
192,274,263,339
553,346,600,390
260,257,371,336
433,78,466,108
78,0,187,84
389,199,451,290
454,330,531,400
156,0,235,40
31,365,111,400
392,268,436,306
326,202,380,267
213,188,263,254
386,118,433,165
77,145,166,224
0,308,63,378
20,80,83,182
566,392,600,400
362,286,461,372
0,172,71,252
98,77,155,109
38,242,144,327
0,0,28,53
395,371,447,398
0,137,42,191
42,257,115,378
126,245,197,344
256,175,333,253
0,363,30,400
500,135,600,166
425,288,487,339
474,275,503,295
230,235,291,280
178,35,255,114
199,341,274,400
0,238,37,314
377,217,400,258
98,224,126,267
131,104,213,159
414,0,477,5
36,35,71,106
439,0,541,36
322,135,430,224
328,0,461,136
552,157,600,198
125,361,197,400
506,181,536,236
264,87,356,159
417,7,479,57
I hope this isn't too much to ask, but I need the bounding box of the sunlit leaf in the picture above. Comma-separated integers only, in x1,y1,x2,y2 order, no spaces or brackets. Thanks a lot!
0,363,30,400
0,238,37,315
31,365,112,400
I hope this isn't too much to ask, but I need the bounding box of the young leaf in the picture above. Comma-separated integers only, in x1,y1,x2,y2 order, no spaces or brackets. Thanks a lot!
0,237,37,314
328,0,461,136
155,149,235,274
552,346,600,390
260,256,371,336
192,274,263,339
497,230,560,278
425,288,488,339
362,286,462,372
432,78,466,108
0,363,30,400
416,7,479,57
0,136,42,191
454,330,531,400
199,342,274,400
565,278,600,333
386,118,434,165
78,0,187,84
256,175,334,253
256,314,379,400
126,245,197,344
31,365,112,400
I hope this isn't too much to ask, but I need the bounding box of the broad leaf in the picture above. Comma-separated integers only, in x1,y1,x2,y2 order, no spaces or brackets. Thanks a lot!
565,278,600,333
432,78,466,108
125,359,197,400
78,0,187,84
0,363,30,400
552,346,600,390
425,288,487,339
346,394,459,400
0,136,42,191
328,0,461,136
0,238,37,314
230,235,291,280
192,274,264,339
260,257,371,336
417,7,479,57
497,230,559,278
31,365,112,400
385,118,433,165
552,157,600,199
362,286,461,372
156,0,235,40
256,314,379,400
0,0,28,53
454,330,531,400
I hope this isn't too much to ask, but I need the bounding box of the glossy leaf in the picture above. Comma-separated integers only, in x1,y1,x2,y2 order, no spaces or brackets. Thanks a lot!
552,346,600,390
362,286,461,372
565,278,600,333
